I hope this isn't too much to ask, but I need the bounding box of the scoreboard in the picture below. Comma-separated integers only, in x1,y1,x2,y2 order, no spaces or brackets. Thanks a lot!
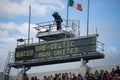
15,36,96,61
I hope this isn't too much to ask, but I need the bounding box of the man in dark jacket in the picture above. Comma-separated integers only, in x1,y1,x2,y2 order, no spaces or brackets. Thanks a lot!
115,66,120,76
52,12,63,30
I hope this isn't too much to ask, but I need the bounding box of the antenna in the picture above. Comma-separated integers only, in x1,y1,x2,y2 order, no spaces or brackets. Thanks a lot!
96,28,98,34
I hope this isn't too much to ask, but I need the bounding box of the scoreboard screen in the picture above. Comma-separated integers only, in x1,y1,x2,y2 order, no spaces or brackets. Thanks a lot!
15,37,96,61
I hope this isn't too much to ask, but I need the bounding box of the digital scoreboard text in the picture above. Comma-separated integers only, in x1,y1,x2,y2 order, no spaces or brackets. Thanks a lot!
15,37,96,61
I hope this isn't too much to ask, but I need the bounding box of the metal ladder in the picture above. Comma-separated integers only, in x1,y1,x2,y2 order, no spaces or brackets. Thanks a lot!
3,51,14,80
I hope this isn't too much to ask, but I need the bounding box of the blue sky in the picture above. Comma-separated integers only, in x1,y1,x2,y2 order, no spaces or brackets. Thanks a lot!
0,0,120,75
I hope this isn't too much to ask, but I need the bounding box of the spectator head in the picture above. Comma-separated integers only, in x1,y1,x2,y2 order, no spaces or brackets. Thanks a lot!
86,72,89,75
50,75,53,78
24,73,27,76
112,68,115,71
105,70,108,73
100,70,104,73
95,70,98,73
65,72,68,76
31,77,34,80
78,73,81,77
59,73,61,75
55,73,57,77
62,73,65,76
34,76,37,80
116,66,119,69
90,73,93,76
56,73,59,77
73,73,75,76
94,70,99,75
47,76,50,79
44,76,46,79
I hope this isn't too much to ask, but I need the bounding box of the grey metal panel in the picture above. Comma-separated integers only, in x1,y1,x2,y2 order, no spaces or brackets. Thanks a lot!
10,51,104,68
0,72,3,80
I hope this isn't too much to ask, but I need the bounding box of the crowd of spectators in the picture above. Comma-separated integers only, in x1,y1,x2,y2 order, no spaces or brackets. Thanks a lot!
21,66,120,80
42,66,120,80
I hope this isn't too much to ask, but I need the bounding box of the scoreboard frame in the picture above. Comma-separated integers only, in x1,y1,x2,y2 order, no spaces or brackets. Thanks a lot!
15,36,96,61
11,34,105,68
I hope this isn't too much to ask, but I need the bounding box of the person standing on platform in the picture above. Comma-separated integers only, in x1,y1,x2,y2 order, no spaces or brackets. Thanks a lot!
52,12,63,30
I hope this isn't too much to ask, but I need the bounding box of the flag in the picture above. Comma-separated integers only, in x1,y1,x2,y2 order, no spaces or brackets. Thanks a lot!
75,3,82,11
68,0,74,7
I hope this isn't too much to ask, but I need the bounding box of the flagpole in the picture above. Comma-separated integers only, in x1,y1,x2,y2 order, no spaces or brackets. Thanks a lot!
87,0,90,36
28,5,31,44
66,0,69,27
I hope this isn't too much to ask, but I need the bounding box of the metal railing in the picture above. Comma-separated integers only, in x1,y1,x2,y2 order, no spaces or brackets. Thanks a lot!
16,19,80,46
35,19,80,36
17,38,33,47
97,41,104,54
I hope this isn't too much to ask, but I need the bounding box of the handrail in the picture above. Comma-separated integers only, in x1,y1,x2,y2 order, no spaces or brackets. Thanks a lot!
17,19,80,46
97,41,104,54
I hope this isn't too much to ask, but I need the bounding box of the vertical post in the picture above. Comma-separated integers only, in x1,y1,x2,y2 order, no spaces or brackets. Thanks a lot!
81,58,84,66
3,72,4,80
66,0,69,27
78,20,80,37
80,58,90,77
28,5,31,44
17,41,18,46
22,65,25,80
102,43,104,53
87,0,90,36
32,38,33,44
18,68,19,80
96,28,97,34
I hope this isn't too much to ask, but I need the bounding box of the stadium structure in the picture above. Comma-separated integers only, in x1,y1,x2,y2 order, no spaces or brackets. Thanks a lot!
0,12,105,80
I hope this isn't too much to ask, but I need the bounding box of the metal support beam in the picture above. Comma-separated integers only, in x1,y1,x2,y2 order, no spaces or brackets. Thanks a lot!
22,65,25,80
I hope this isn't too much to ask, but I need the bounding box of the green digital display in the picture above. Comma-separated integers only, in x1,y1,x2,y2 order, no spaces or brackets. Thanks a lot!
15,37,96,61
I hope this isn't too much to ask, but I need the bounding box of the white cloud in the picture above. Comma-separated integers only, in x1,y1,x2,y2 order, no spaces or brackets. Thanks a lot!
0,30,8,38
0,37,16,44
0,22,38,64
0,21,37,71
0,0,65,18
0,22,18,31
110,47,118,53
37,0,65,8
0,22,37,43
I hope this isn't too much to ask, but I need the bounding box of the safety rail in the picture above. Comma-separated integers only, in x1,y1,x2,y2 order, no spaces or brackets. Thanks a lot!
97,41,104,54
17,38,33,47
17,19,80,46
35,19,80,36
